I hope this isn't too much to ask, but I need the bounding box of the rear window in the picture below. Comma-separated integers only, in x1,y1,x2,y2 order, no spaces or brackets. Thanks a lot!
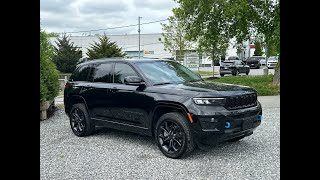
70,65,91,81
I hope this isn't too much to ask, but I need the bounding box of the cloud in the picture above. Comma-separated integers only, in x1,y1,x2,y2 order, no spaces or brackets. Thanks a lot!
40,0,178,35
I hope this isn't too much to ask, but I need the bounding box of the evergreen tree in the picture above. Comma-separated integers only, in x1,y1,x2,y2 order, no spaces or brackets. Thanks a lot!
86,34,125,60
254,41,263,56
52,34,82,73
40,29,59,101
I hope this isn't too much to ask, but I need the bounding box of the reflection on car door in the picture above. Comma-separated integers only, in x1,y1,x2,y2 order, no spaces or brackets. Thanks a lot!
81,62,114,119
107,63,150,128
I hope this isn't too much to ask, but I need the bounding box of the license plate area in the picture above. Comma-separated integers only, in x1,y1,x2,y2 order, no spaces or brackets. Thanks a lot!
242,118,254,130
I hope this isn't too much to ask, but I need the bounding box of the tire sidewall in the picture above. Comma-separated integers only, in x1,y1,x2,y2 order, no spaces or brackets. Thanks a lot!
69,103,93,137
155,114,191,159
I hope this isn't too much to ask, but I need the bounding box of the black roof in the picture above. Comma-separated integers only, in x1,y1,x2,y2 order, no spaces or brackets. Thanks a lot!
78,57,174,66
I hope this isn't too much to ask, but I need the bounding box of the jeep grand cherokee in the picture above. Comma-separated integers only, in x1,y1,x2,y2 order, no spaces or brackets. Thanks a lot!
64,58,262,158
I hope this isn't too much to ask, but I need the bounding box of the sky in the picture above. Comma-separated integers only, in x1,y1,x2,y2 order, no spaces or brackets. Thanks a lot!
40,0,179,36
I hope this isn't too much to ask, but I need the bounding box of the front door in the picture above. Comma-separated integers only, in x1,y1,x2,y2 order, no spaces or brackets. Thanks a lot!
107,63,149,128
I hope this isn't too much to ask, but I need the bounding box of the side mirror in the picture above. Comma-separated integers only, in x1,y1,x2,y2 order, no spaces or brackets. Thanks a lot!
124,76,145,86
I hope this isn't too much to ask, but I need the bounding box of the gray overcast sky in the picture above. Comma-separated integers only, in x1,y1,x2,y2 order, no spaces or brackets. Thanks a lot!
40,0,179,35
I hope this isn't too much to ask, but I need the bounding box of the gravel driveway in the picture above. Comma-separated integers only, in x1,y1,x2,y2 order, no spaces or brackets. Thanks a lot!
40,96,280,180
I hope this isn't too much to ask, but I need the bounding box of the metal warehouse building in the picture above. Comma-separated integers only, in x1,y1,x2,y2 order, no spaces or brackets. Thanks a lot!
49,33,254,67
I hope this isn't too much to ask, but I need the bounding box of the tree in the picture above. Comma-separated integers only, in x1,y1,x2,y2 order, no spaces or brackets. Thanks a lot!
173,0,231,77
40,29,59,101
160,16,192,61
46,32,59,38
254,41,263,56
86,34,125,60
52,34,82,73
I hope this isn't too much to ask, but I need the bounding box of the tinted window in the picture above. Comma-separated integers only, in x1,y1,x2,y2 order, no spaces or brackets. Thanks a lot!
114,63,138,84
70,65,91,81
89,63,113,83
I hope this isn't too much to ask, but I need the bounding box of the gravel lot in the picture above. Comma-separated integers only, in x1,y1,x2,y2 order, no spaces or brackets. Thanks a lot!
41,96,280,180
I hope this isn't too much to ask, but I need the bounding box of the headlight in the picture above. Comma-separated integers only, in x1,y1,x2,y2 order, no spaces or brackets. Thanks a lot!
193,98,225,105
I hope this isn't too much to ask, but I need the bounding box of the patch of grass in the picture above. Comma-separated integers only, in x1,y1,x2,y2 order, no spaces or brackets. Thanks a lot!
56,103,64,107
204,75,280,96
194,71,218,75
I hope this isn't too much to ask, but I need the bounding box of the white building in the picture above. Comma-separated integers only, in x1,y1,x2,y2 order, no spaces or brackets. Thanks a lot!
49,33,256,67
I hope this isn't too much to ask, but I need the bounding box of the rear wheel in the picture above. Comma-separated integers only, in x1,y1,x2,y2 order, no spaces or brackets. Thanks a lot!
155,112,195,159
69,103,95,137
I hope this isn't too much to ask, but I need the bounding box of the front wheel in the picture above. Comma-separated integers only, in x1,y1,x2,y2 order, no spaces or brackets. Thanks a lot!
220,73,224,77
155,112,195,159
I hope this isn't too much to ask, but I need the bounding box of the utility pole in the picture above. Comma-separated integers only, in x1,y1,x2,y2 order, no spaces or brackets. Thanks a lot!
138,16,142,59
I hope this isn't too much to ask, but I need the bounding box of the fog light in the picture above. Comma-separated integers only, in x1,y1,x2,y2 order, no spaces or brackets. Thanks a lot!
225,122,231,129
258,115,262,121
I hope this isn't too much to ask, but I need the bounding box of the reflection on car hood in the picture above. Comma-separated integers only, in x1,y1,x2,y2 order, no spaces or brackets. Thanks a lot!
146,81,256,97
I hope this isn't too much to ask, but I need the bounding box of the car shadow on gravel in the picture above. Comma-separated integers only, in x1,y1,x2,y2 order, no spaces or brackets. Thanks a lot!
92,127,261,159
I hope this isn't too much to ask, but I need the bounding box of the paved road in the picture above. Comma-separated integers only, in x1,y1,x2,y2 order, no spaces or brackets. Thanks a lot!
198,66,275,78
42,96,280,180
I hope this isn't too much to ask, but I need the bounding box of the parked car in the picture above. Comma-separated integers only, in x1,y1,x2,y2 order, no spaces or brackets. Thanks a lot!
259,57,267,66
64,58,262,159
246,56,262,69
220,60,250,76
267,56,278,69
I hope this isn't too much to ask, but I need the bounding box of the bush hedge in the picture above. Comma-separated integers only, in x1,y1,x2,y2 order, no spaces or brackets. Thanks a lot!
40,30,59,101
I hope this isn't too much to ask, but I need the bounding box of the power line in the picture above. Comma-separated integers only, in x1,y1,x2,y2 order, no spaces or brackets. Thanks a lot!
59,19,168,34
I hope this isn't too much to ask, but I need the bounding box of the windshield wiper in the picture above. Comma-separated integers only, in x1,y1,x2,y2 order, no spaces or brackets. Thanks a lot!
153,82,173,86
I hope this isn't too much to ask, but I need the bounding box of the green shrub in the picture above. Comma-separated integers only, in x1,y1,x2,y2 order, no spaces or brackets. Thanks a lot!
40,30,59,101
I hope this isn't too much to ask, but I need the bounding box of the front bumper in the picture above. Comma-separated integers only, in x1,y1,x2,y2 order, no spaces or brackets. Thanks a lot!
189,104,262,145
220,67,236,74
267,62,277,68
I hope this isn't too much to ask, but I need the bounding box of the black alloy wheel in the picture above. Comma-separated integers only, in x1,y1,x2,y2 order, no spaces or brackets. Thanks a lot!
69,103,95,137
155,112,195,159
158,120,184,154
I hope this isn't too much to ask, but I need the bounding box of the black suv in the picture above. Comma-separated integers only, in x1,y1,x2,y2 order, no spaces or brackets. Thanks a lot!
220,60,250,76
64,58,262,158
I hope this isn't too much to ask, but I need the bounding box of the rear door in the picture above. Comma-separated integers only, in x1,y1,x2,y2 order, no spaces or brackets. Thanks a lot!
80,62,114,119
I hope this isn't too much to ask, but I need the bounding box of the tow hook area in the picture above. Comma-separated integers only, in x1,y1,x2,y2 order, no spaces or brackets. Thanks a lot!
225,121,231,129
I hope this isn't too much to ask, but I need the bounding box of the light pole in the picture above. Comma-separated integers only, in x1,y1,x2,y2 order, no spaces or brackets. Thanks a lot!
138,16,142,59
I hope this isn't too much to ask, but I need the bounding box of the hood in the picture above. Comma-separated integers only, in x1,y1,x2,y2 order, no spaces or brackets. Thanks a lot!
268,59,278,63
146,81,256,97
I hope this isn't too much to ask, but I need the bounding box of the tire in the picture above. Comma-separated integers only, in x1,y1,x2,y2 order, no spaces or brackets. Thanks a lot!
246,71,249,75
155,112,195,159
69,103,95,137
220,74,224,77
227,135,246,142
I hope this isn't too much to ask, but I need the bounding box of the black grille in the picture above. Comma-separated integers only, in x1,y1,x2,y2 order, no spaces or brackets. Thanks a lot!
225,93,257,110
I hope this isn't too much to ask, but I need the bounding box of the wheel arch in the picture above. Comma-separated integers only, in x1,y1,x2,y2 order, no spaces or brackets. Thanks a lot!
150,101,190,137
65,95,89,116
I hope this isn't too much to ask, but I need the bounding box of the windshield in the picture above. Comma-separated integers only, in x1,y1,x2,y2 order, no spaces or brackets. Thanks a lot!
248,57,260,61
228,56,238,60
222,61,235,65
135,61,202,85
268,57,277,61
